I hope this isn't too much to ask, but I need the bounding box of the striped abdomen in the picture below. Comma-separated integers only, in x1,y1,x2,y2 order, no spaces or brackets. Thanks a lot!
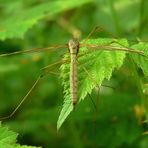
68,38,79,109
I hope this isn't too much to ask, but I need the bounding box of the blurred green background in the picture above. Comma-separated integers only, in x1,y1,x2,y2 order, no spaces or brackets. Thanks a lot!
0,0,148,147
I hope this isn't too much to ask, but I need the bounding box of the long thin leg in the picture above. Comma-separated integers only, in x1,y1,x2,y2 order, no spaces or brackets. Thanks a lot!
82,26,117,44
0,75,42,120
0,44,66,57
82,26,100,44
88,93,98,112
81,43,148,59
101,84,115,90
0,59,65,120
41,59,68,71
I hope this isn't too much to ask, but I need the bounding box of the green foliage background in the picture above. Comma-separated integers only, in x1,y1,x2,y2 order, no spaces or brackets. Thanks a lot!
0,0,148,147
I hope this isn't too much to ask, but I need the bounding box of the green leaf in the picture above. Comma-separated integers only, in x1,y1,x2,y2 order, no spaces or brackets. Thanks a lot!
0,123,17,145
131,42,148,76
0,0,93,40
0,122,41,148
57,38,128,130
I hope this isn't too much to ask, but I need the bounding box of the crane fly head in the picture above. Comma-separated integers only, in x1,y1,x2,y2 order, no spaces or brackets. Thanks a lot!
68,38,80,55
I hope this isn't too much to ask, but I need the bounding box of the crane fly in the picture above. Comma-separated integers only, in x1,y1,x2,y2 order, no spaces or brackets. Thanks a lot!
0,28,148,120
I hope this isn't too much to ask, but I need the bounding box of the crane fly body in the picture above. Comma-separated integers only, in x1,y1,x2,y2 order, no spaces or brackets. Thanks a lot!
68,38,79,109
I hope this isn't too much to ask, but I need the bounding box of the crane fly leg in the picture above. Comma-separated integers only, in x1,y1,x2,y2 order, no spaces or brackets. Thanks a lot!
0,75,42,120
82,26,100,44
0,59,68,120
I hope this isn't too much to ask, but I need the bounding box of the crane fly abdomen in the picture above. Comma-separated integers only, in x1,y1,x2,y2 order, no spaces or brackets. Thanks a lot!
68,38,80,109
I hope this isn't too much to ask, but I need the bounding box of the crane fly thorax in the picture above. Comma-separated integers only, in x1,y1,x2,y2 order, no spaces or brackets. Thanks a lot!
68,38,79,55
